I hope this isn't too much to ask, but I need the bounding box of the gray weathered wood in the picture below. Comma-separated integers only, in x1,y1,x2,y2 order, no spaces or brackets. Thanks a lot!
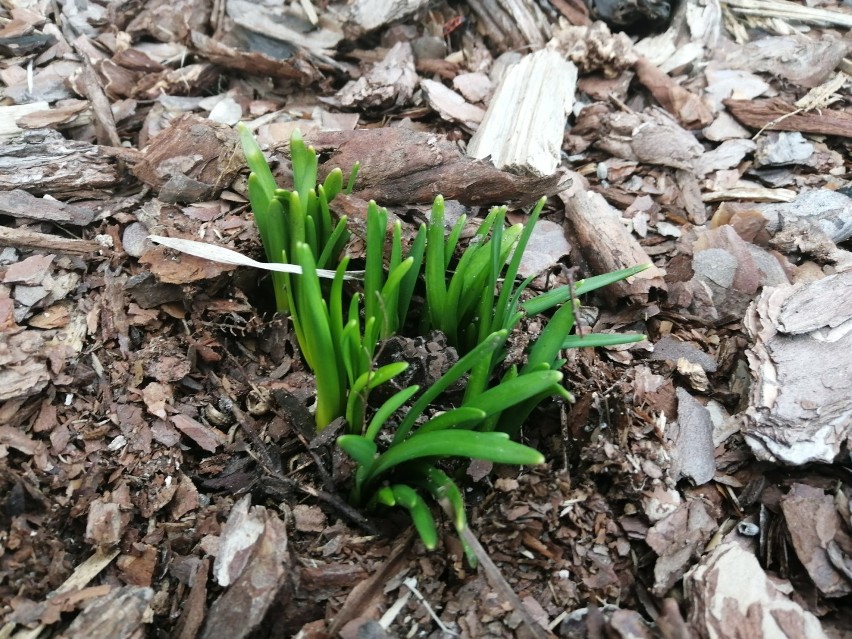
0,129,118,196
743,269,852,465
0,225,102,254
0,189,95,226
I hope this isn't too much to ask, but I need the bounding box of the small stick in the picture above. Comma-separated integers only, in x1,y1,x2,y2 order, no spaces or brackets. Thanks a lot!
458,525,554,639
403,576,458,636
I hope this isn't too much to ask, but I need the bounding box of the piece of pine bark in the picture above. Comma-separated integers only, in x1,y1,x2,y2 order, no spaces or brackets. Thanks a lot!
755,190,852,244
780,483,852,597
633,55,713,129
735,32,848,89
724,98,852,138
345,0,430,32
468,48,577,177
549,0,592,25
550,21,636,78
191,31,319,83
743,269,852,465
0,102,49,139
14,99,92,131
685,542,830,639
201,496,294,639
331,41,417,110
0,129,118,196
326,532,414,636
227,0,342,58
306,128,569,207
68,35,121,148
132,113,243,203
421,79,485,129
0,330,51,401
171,558,209,639
592,108,704,171
559,172,666,303
61,585,153,638
0,189,95,226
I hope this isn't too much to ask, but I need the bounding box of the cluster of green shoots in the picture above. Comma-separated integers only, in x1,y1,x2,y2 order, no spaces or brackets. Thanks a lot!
238,124,647,557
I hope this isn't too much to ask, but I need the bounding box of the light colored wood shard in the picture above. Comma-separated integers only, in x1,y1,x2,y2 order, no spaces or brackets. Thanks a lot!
0,102,49,139
724,0,852,27
420,79,485,130
468,48,577,177
346,0,431,32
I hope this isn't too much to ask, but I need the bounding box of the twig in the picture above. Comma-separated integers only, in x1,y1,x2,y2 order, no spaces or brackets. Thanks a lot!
403,577,459,636
753,72,848,139
723,0,852,27
0,225,101,254
328,530,415,636
458,525,554,639
378,588,412,629
51,2,121,150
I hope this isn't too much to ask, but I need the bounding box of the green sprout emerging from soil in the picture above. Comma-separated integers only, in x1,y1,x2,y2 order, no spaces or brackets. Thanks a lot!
234,123,649,557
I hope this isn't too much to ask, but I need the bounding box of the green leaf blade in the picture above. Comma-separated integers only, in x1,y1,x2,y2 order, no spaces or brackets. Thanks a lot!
337,434,377,467
562,333,647,349
393,330,509,444
365,430,544,486
364,385,420,441
524,301,575,373
389,484,438,550
295,243,342,429
238,123,277,201
523,264,651,315
425,195,448,330
464,369,563,419
415,407,487,435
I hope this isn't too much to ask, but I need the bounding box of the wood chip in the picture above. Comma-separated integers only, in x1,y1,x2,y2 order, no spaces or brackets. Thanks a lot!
308,128,569,207
0,128,118,195
724,0,852,29
685,541,829,639
724,98,852,138
171,413,227,452
421,79,485,129
0,189,95,225
0,226,102,254
467,0,551,51
559,172,666,304
468,48,577,176
63,585,153,638
333,41,417,110
744,270,852,465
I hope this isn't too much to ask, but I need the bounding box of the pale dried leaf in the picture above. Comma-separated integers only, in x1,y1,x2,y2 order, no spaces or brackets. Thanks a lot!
147,235,363,280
